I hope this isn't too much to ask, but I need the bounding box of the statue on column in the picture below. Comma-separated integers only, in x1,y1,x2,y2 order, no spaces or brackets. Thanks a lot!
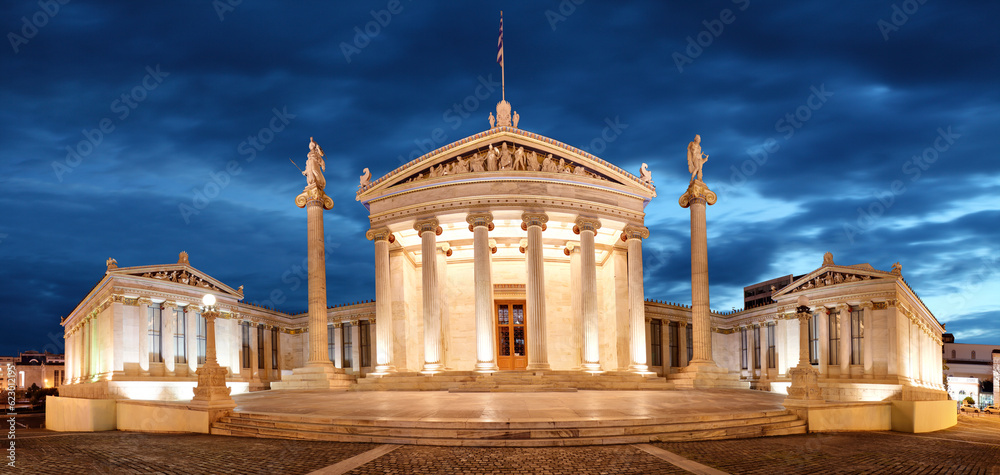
304,137,327,191
687,134,708,182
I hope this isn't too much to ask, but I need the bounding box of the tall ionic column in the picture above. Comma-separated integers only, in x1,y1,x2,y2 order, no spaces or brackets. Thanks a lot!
816,307,829,376
415,218,443,373
333,323,344,369
679,180,718,369
467,213,498,373
861,302,874,378
64,330,75,383
837,304,851,379
522,212,550,371
759,322,770,380
162,302,177,375
366,227,396,373
298,186,336,370
77,324,86,380
138,298,150,374
82,317,91,379
575,216,602,372
678,322,689,367
622,225,650,372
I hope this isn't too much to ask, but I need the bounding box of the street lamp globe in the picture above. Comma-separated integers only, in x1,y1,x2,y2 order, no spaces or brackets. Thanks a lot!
202,294,216,307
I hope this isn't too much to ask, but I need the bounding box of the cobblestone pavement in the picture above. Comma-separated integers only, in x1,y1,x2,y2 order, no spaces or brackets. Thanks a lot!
12,415,1000,474
653,415,1000,474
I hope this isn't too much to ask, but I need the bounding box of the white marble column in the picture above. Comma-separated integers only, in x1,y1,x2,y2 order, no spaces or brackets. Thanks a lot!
82,318,91,379
366,227,395,373
436,243,451,367
248,323,260,380
816,307,829,376
661,321,670,372
522,211,550,371
350,321,361,373
912,321,922,383
333,323,344,369
64,331,75,383
861,302,873,378
678,322,689,367
294,183,338,377
415,218,443,373
187,308,198,373
759,323,769,380
623,225,650,372
138,298,150,374
837,304,851,379
679,181,717,369
162,302,176,375
467,213,498,373
78,324,86,380
576,216,602,372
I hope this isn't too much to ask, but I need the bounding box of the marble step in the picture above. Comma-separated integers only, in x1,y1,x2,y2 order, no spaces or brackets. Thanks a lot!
211,410,804,446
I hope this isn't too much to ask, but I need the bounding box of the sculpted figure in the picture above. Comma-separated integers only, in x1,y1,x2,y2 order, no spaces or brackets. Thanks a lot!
469,152,486,172
489,112,496,128
891,262,902,274
428,165,441,178
513,146,527,170
558,158,570,173
541,153,556,172
687,134,708,182
454,156,470,174
528,151,540,171
823,252,835,266
512,111,520,128
640,163,653,185
106,257,118,269
486,144,499,171
304,137,327,190
833,273,844,284
574,164,586,175
499,142,513,169
359,168,371,189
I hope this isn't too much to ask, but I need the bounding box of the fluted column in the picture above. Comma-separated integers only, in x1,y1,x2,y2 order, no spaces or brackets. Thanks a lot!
350,320,362,373
816,307,829,376
678,322,689,367
576,216,602,372
415,218,443,372
837,304,851,378
623,225,650,372
522,211,550,371
861,302,874,378
82,317,92,379
759,322,770,379
65,330,75,383
162,302,176,375
679,180,718,367
138,298,150,374
187,307,198,373
467,212,498,373
367,227,396,373
295,185,337,370
333,323,343,369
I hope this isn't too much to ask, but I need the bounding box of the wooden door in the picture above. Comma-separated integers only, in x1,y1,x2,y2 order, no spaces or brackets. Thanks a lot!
496,301,527,370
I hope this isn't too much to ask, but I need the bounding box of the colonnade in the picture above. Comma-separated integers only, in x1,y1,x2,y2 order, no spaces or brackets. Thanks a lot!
368,211,650,373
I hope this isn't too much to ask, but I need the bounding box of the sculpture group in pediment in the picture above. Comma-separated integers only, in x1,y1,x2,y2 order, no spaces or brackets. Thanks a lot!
791,271,874,293
402,142,603,184
139,269,221,291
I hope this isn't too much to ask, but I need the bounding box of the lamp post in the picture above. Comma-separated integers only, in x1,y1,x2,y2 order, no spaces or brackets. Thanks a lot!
785,295,824,408
190,294,236,417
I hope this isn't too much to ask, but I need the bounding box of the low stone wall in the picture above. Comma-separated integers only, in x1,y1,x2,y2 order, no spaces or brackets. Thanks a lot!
60,380,250,401
45,396,116,432
117,400,209,433
891,400,956,433
806,402,892,431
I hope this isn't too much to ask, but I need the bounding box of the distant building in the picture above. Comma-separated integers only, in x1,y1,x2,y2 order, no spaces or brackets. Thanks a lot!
3,351,65,390
942,334,999,406
743,274,797,310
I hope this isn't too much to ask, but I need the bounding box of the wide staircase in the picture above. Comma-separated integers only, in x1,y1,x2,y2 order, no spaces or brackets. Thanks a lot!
211,408,806,446
353,370,674,392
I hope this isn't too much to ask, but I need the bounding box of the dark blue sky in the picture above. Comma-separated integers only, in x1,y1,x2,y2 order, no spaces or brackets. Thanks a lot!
2,1,998,356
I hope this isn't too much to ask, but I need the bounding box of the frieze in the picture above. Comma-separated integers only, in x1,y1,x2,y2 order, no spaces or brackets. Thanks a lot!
368,195,645,227
136,269,224,292
788,271,883,293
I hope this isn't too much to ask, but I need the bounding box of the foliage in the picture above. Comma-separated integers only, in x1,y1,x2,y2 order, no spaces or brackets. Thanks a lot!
963,396,975,405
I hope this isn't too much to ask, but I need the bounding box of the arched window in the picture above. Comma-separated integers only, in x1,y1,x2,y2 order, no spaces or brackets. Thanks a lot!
971,350,976,360
951,350,955,358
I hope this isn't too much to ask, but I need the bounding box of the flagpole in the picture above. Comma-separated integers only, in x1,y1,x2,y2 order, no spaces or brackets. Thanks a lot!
500,11,505,102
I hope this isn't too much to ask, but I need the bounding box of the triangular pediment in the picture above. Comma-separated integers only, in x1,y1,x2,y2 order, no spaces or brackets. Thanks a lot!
109,263,243,298
773,264,894,297
356,127,656,202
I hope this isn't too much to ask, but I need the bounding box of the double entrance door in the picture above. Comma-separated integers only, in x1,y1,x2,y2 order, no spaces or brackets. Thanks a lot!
495,301,527,370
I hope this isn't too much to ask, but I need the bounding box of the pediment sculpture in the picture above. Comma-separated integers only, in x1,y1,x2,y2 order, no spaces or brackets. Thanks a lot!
401,142,604,184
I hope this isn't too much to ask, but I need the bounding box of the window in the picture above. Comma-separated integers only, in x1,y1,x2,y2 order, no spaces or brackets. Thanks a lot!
808,314,819,365
196,311,206,365
257,325,265,370
174,307,187,365
971,350,976,360
327,325,336,363
829,312,840,366
271,327,279,370
650,320,662,367
241,322,251,369
686,325,693,362
766,323,776,369
753,326,761,370
359,321,371,367
740,327,748,370
668,322,680,367
342,323,353,368
951,350,956,359
851,310,863,365
148,305,163,363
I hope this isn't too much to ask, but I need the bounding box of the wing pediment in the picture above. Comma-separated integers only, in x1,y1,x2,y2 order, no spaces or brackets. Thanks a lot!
356,127,656,203
774,265,894,297
110,264,243,298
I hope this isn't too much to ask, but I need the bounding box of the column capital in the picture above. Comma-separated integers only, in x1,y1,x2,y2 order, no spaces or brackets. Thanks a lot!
295,185,334,210
563,241,578,256
679,321,688,328
414,218,442,235
859,301,874,310
466,212,495,231
520,211,549,231
679,179,717,208
365,227,395,243
137,297,152,306
812,305,829,315
573,216,602,234
835,303,851,313
162,301,177,310
621,225,649,241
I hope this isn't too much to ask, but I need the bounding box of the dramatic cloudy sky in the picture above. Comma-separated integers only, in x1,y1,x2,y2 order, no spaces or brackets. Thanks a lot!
2,1,998,356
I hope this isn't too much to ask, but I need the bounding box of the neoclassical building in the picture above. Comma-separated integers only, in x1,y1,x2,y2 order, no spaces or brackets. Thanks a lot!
59,102,947,405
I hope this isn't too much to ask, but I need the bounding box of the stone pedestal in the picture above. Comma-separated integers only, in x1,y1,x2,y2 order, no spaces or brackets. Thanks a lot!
784,304,824,408
272,184,353,390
